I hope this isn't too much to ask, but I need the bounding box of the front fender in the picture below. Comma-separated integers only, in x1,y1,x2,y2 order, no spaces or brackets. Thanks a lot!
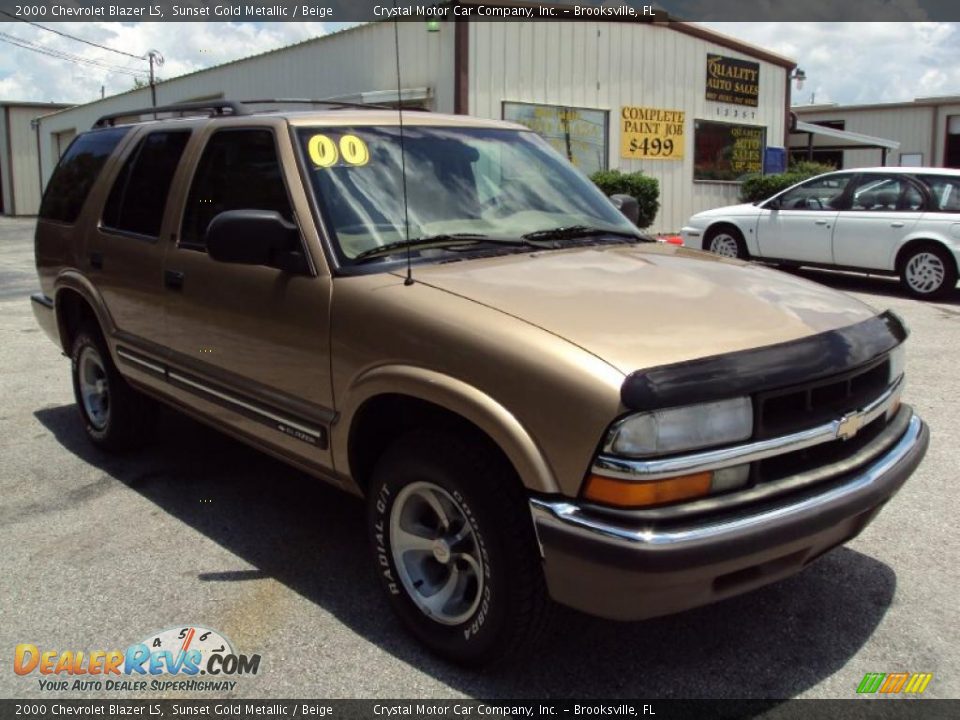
332,364,561,496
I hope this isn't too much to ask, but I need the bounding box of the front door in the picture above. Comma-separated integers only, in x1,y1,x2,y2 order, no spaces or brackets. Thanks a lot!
755,172,855,263
160,125,335,468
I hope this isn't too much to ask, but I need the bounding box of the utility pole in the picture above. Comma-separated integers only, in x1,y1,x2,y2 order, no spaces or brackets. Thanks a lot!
146,50,164,108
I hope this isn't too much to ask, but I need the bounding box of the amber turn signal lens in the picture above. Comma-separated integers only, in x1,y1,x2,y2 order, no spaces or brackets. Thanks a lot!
583,472,712,508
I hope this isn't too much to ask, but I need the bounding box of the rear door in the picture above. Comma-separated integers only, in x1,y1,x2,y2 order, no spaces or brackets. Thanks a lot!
755,172,854,263
91,128,192,353
159,123,336,469
831,174,925,271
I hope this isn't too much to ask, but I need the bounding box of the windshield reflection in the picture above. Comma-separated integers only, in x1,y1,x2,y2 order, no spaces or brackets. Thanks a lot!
297,126,636,263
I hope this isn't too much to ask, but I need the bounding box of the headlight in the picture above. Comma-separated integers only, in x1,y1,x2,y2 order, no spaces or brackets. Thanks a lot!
888,343,905,384
605,397,753,458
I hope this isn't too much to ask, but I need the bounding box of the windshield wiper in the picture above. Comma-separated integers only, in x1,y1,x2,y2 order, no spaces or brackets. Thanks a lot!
353,233,541,262
521,225,649,243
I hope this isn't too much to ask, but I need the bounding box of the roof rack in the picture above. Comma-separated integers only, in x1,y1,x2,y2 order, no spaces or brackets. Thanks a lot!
93,100,247,128
90,97,407,129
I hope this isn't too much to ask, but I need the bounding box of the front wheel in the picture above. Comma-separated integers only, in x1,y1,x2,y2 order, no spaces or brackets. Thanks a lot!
704,226,748,259
367,431,549,666
899,245,957,299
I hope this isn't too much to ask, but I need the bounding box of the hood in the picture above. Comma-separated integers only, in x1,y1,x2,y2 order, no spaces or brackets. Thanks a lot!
407,244,878,375
693,202,761,219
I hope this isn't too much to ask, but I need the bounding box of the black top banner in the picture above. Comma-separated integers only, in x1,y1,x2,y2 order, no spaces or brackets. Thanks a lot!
1,0,960,22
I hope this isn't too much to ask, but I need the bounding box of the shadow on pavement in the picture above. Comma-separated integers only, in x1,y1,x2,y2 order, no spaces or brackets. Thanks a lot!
36,403,897,699
774,266,960,307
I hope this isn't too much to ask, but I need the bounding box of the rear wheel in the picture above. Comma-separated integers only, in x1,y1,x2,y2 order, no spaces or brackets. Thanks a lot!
70,325,156,451
899,245,957,299
704,226,747,259
367,430,549,666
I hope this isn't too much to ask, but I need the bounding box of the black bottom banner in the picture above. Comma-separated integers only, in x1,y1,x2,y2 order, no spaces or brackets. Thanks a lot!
1,700,958,720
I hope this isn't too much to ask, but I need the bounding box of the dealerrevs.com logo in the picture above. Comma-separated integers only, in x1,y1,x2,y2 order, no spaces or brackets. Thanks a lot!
14,626,261,693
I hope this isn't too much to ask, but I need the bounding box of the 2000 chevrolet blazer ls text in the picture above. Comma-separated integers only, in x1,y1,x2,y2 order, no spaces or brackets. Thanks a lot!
32,101,929,666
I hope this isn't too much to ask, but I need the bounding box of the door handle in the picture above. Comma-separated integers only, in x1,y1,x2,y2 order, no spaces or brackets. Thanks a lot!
89,252,103,270
814,220,829,225
891,222,905,228
164,270,185,290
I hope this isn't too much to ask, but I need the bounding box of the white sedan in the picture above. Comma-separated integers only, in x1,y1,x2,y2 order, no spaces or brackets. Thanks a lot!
681,167,960,299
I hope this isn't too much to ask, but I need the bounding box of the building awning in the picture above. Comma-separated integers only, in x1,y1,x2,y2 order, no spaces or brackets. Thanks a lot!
321,87,432,107
787,117,899,164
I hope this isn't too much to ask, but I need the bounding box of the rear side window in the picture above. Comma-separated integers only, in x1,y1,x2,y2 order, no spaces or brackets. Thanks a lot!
39,127,129,223
918,175,960,213
103,130,191,237
180,129,293,249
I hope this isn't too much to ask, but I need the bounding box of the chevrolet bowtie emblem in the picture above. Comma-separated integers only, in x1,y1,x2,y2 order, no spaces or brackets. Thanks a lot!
837,411,866,441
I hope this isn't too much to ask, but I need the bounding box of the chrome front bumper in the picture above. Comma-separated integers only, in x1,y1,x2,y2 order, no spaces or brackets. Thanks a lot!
530,410,928,621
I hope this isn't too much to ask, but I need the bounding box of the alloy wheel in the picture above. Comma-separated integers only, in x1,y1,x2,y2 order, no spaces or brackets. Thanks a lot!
390,481,485,626
78,346,110,430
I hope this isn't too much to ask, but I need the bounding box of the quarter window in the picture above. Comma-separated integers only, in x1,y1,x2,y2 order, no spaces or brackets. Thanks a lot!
777,174,852,211
39,127,129,224
103,131,191,237
181,129,294,249
917,175,960,213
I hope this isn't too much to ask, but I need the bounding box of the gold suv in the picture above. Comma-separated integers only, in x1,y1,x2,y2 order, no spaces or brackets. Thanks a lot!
32,100,929,666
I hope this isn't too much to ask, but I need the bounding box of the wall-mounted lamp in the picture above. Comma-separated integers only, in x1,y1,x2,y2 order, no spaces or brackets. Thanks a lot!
790,68,807,91
426,20,440,32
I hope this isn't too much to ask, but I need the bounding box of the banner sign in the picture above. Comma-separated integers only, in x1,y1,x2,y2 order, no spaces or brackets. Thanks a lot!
705,54,761,107
619,106,685,160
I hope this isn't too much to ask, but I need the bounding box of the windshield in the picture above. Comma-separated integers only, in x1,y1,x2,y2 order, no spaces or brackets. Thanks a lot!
296,126,638,264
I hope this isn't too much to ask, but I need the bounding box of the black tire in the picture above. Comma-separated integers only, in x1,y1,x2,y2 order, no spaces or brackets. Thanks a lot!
70,324,157,451
899,244,958,300
703,225,748,259
367,430,549,666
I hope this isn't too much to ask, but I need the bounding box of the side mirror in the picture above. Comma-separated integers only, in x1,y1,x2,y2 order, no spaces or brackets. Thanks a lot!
609,194,640,226
765,197,781,211
206,210,309,273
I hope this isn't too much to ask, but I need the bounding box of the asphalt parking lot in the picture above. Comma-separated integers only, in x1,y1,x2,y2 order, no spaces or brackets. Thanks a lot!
1,215,958,701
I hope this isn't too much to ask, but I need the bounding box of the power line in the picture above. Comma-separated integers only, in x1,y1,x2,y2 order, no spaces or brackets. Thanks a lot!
0,33,147,78
0,10,145,60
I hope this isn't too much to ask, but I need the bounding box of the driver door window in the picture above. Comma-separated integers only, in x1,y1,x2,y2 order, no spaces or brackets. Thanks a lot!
778,174,852,211
180,129,294,250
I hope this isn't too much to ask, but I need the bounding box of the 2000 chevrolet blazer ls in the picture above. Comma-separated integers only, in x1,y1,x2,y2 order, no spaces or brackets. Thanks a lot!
32,102,929,665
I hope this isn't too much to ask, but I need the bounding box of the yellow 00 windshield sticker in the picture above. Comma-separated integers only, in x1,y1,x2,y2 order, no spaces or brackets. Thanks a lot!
339,134,370,166
308,134,370,168
308,134,339,168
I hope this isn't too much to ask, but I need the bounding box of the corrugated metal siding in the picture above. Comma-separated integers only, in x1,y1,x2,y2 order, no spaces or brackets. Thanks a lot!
8,106,45,215
0,112,9,214
469,21,787,233
794,106,934,168
37,23,455,188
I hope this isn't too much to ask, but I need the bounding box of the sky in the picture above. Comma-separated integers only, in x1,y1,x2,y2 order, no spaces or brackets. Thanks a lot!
0,21,959,108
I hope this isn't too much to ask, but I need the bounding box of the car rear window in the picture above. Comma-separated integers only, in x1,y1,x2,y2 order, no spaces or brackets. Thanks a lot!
39,127,129,224
103,130,191,237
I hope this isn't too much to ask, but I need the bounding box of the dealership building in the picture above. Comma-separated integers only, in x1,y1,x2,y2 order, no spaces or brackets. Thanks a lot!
29,14,801,231
792,96,960,171
0,101,71,216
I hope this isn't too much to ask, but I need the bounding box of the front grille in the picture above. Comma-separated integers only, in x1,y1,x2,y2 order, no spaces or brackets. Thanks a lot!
754,357,890,440
755,414,887,484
